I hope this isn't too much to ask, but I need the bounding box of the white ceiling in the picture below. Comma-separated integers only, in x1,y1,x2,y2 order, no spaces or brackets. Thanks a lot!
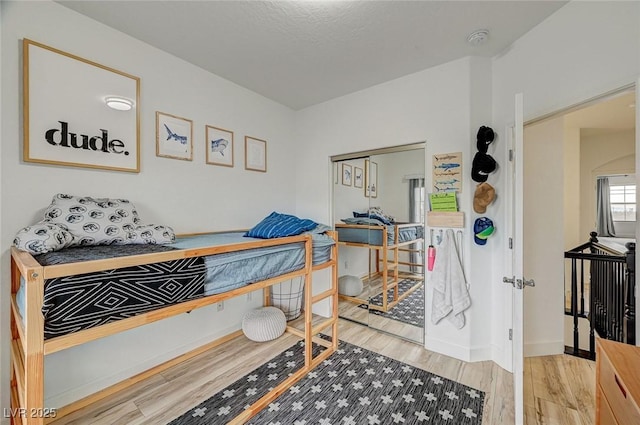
57,0,568,110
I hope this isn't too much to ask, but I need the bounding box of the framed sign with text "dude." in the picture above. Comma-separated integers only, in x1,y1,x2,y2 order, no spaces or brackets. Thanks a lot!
23,39,140,173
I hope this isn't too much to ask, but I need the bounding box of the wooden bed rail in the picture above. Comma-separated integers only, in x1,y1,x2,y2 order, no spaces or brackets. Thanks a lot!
9,231,338,425
35,233,311,279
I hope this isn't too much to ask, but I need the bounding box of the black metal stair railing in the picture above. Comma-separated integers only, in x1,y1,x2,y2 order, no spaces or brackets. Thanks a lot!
564,231,635,360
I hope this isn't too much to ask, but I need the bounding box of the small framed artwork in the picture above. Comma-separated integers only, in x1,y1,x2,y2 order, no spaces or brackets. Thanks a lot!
354,166,363,188
156,111,193,161
205,125,234,167
365,159,378,198
342,163,352,186
245,136,267,172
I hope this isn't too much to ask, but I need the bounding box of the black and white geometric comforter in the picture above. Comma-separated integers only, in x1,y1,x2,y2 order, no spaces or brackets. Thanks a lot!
35,244,206,339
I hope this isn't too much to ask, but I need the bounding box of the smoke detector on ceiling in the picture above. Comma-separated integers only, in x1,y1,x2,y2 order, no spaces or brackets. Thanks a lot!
467,29,489,46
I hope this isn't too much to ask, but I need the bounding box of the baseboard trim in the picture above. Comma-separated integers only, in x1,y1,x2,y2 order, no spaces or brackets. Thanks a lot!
524,340,565,357
469,345,493,362
425,337,471,362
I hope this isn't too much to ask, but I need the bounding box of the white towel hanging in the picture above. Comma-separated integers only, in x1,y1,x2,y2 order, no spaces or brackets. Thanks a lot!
456,230,464,264
431,229,471,329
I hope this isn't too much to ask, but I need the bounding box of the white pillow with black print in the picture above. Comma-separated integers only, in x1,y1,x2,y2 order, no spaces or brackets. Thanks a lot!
13,222,74,255
43,194,140,246
126,224,176,244
40,194,175,247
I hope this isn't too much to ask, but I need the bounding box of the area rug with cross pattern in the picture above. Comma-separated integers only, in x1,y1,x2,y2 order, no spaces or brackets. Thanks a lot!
358,279,425,328
169,336,484,424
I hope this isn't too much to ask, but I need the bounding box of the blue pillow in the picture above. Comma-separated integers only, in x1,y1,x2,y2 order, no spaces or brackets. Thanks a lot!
245,212,317,239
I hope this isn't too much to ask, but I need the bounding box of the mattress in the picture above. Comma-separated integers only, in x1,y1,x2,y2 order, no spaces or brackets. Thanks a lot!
336,223,423,246
171,231,334,294
16,231,334,339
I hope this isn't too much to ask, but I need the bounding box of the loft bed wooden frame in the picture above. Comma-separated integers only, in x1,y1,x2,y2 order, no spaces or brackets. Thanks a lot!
9,230,339,425
335,223,424,312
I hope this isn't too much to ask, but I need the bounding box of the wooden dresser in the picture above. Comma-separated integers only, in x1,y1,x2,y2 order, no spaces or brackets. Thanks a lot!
596,338,640,425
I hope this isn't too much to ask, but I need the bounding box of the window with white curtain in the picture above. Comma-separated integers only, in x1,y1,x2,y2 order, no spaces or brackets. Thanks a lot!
610,184,636,221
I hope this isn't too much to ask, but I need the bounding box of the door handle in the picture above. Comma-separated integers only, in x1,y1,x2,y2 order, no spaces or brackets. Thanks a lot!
522,277,535,288
504,276,535,289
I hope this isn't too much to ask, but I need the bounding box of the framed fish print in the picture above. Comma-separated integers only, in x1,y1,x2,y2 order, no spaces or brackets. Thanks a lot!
205,125,234,167
23,39,140,173
342,163,352,186
244,136,267,172
432,151,462,193
156,111,193,161
354,166,364,188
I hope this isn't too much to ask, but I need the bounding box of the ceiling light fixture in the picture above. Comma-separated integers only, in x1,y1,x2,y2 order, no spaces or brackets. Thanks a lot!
105,96,134,111
467,29,489,46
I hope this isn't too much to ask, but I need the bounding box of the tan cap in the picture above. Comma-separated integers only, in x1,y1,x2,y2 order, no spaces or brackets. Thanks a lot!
473,182,495,214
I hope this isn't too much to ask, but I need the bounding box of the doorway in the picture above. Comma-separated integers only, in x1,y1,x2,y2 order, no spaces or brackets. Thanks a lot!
521,88,636,424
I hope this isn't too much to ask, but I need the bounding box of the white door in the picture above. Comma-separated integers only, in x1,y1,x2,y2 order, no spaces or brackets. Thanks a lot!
505,93,526,424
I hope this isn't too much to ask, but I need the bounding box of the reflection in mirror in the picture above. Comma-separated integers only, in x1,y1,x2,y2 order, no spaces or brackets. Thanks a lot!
332,145,425,344
366,150,425,343
334,158,371,326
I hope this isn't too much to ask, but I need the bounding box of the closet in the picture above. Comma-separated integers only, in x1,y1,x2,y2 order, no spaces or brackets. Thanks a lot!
331,143,426,344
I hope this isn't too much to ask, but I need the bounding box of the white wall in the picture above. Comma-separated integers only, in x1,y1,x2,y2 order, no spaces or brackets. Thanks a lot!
295,56,495,362
1,1,299,411
492,0,640,366
564,126,581,251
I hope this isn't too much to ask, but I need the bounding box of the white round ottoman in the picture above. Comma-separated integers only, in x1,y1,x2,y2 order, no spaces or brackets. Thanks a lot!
242,306,287,342
338,275,363,297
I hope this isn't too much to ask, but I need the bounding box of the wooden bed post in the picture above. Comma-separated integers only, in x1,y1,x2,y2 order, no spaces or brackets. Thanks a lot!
10,256,22,425
304,235,313,369
24,270,44,425
10,248,46,425
381,228,389,311
330,231,339,351
24,260,45,425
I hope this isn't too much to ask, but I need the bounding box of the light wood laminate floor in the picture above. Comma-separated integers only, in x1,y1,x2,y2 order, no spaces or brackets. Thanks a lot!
524,354,595,425
50,317,512,425
49,317,594,425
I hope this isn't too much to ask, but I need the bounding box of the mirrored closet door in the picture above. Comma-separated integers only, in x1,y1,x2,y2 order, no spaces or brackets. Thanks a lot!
332,144,426,344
